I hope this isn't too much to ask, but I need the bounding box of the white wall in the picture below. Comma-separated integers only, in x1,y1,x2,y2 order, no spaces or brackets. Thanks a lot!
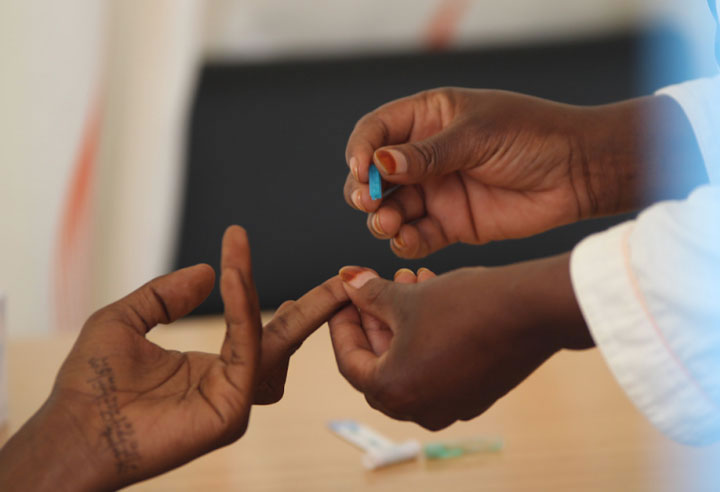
0,1,106,338
202,0,645,60
90,0,203,322
202,0,717,72
0,0,202,339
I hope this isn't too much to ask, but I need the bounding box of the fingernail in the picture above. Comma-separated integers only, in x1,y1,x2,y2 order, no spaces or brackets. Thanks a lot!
371,213,386,236
394,268,414,280
392,233,406,249
374,149,408,175
352,189,365,211
339,266,379,289
417,267,433,276
349,156,359,181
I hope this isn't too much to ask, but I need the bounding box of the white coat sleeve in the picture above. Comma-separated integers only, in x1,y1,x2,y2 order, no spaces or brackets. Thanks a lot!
657,76,720,183
569,76,720,445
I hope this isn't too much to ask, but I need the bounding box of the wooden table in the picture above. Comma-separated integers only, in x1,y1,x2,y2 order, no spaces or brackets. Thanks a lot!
5,315,720,491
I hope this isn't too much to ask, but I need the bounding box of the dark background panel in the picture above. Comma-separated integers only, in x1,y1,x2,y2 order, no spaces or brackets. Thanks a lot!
176,28,695,313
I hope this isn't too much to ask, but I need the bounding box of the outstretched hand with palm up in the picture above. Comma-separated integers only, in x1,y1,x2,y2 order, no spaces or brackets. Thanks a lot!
0,226,349,492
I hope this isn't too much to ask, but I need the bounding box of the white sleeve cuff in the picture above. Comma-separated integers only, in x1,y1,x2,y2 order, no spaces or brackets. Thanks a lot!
656,76,720,185
570,221,720,445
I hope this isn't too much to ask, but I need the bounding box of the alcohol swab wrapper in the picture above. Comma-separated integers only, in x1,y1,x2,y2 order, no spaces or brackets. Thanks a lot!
328,420,421,469
369,164,382,200
423,436,504,460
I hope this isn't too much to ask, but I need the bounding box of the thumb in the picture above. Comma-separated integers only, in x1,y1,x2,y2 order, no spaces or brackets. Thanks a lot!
338,266,398,323
372,124,475,184
97,264,216,336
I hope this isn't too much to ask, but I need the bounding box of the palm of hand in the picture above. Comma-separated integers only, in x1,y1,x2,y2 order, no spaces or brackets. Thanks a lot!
54,325,249,480
41,228,261,489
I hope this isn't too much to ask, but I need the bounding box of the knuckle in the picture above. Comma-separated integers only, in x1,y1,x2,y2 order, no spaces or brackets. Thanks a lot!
423,87,459,130
84,306,111,327
319,279,348,309
337,360,356,385
229,346,249,366
372,374,416,416
364,394,382,411
337,363,349,381
343,176,356,205
417,87,443,102
419,418,450,432
270,386,285,402
144,284,170,323
354,111,387,140
366,214,385,239
255,381,284,405
373,117,391,143
268,301,308,355
337,357,372,392
286,341,304,357
421,87,454,109
409,141,440,175
227,418,250,443
119,299,152,333
215,404,251,445
386,199,407,221
414,89,433,105
390,242,413,259
266,311,295,346
362,280,390,306
276,300,296,313
431,86,457,106
353,112,373,131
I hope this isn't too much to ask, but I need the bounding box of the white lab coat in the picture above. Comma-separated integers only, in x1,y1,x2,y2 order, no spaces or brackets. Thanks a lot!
570,39,720,444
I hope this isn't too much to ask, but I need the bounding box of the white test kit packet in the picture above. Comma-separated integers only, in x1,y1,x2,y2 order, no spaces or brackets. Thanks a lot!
328,419,421,470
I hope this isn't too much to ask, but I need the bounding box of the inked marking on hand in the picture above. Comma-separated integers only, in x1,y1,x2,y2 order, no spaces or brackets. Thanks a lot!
87,357,141,474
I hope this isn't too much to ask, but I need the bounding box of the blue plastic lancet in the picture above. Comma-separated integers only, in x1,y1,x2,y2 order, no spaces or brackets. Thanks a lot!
369,164,382,200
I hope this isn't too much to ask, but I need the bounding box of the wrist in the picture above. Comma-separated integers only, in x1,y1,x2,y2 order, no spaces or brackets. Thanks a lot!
0,401,106,492
576,95,707,217
509,253,593,351
571,100,644,218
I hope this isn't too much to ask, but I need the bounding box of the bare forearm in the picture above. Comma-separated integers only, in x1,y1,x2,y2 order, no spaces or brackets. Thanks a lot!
521,252,592,350
0,405,101,492
487,253,592,353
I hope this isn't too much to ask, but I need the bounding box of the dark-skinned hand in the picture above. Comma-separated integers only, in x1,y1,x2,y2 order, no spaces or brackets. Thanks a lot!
0,226,348,491
345,88,706,258
329,255,593,431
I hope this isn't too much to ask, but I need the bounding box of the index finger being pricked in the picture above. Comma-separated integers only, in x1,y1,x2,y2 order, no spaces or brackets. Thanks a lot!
260,276,349,376
345,96,418,183
328,305,379,393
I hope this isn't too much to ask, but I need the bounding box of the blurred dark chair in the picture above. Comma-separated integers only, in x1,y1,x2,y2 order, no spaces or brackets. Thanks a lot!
176,27,697,313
